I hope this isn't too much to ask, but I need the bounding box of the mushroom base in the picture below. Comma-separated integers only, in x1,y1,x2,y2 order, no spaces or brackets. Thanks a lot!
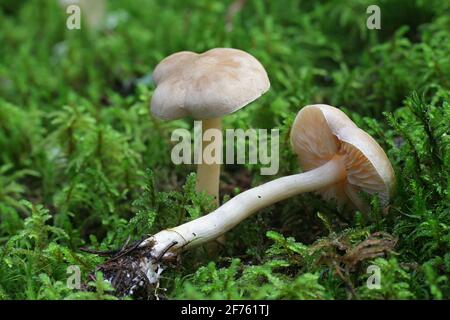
89,239,178,299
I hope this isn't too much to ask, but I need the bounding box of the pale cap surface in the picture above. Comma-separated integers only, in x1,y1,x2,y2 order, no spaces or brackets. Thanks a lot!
151,48,270,120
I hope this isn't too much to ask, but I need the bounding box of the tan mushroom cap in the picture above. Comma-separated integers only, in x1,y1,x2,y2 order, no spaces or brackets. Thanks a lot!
151,48,270,120
290,104,395,208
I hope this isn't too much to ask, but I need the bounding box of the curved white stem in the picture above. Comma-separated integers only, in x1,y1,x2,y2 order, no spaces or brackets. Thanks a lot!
144,155,347,258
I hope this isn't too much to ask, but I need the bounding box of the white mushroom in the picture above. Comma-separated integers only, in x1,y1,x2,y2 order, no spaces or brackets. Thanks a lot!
142,104,395,260
150,48,270,205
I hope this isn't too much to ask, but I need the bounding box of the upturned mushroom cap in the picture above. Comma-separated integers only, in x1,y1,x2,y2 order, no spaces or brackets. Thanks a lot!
150,48,270,120
290,104,395,208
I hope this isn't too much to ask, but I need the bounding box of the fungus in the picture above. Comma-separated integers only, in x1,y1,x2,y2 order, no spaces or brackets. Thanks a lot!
150,48,270,205
145,104,394,255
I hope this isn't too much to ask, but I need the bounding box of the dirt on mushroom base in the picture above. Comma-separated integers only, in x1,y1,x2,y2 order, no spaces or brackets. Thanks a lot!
84,238,175,299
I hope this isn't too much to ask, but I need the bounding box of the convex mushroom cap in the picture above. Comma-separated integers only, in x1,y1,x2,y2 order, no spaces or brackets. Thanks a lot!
290,104,395,208
150,48,270,120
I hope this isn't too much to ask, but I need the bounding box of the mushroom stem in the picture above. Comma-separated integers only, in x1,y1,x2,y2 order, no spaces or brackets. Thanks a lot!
144,155,347,257
196,117,222,206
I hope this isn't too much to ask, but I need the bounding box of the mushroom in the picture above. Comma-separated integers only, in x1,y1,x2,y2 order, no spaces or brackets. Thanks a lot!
150,48,270,205
141,104,395,262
